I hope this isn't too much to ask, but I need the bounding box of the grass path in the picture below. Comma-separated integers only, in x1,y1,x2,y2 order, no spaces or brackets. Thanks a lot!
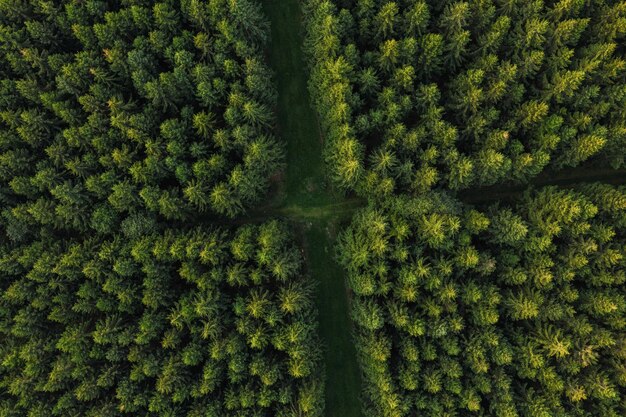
459,166,626,205
260,1,363,416
261,0,335,209
229,165,626,231
302,224,363,417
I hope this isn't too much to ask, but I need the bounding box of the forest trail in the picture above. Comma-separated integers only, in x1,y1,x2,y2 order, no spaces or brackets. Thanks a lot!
459,166,626,205
245,165,626,222
260,1,364,417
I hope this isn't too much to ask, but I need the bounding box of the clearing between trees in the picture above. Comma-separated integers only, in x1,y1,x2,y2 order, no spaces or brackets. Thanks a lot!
260,1,364,416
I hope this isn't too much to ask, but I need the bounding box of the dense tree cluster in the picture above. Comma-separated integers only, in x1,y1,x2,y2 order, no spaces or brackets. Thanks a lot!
0,221,324,417
304,0,626,195
338,184,626,417
0,0,282,225
2,1,625,416
306,2,626,415
0,2,325,416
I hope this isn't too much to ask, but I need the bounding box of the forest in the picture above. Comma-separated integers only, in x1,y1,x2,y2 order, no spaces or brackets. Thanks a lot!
338,185,626,417
303,1,626,416
0,222,323,416
1,1,625,417
304,0,626,195
0,0,282,224
0,1,323,416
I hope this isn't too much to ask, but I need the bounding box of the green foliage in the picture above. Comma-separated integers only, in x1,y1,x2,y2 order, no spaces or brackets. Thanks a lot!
304,0,626,195
0,2,323,416
338,185,626,417
0,221,323,416
0,0,283,225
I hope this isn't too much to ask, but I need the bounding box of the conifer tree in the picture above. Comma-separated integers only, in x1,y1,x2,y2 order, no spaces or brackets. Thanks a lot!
338,185,626,417
304,0,626,195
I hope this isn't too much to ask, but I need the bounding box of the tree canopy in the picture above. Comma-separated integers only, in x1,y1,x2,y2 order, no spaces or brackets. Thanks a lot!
0,2,324,416
0,221,324,416
0,0,282,227
338,184,626,417
304,0,626,195
2,1,625,416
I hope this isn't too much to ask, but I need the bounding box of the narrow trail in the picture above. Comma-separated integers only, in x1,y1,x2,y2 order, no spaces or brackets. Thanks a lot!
243,165,626,224
260,1,363,416
459,166,626,205
250,198,366,221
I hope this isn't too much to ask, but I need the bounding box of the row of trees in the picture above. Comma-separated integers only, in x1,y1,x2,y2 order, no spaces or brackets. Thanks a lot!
0,221,324,417
337,184,626,417
304,0,626,195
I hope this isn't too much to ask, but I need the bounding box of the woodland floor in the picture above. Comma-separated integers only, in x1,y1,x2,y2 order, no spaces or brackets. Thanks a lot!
248,1,626,417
